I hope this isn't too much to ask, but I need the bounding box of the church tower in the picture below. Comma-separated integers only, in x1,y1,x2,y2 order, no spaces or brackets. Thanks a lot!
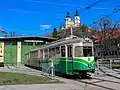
60,24,65,30
65,12,71,28
75,10,80,27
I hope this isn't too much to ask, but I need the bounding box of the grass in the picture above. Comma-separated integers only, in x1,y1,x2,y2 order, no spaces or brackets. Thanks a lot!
0,72,62,85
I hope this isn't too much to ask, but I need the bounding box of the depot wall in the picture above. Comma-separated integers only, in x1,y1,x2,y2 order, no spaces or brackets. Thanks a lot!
0,41,40,66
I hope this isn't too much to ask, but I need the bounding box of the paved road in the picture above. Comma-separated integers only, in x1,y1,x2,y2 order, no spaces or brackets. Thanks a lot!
0,65,83,90
0,84,82,90
0,65,119,90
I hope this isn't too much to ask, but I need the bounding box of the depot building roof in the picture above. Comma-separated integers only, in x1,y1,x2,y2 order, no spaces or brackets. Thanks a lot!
0,36,57,42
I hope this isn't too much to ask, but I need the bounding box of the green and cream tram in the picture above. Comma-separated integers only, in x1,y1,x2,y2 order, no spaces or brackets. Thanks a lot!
25,35,95,77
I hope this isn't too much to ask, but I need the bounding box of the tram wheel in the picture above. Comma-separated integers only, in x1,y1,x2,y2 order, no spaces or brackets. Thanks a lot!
79,72,87,78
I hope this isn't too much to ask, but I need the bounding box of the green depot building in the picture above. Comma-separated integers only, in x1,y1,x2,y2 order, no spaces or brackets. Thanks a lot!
0,36,55,66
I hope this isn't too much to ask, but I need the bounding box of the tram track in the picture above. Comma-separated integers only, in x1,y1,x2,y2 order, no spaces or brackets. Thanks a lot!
92,77,120,84
98,67,120,80
72,74,120,90
68,69,120,90
75,67,120,90
76,78,117,90
112,69,120,73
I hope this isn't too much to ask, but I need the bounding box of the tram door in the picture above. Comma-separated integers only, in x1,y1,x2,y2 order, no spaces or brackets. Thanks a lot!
67,45,73,73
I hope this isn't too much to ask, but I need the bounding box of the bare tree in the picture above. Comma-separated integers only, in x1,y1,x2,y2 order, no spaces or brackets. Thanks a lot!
91,17,120,58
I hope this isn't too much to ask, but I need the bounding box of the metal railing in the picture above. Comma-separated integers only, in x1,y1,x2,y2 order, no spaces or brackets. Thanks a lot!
41,59,55,78
110,58,120,69
97,59,112,69
96,58,120,75
24,57,55,78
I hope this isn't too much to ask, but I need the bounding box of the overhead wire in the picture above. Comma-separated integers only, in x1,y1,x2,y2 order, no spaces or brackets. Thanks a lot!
25,0,109,10
78,0,104,14
22,0,111,16
89,6,120,27
3,0,111,16
2,0,111,16
17,0,107,36
5,0,119,36
57,0,106,25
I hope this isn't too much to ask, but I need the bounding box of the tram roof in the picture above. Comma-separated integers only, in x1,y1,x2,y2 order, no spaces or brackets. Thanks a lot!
41,35,93,49
25,35,93,53
0,36,57,42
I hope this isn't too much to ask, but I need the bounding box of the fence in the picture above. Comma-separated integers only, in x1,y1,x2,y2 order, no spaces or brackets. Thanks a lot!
24,48,56,78
41,59,55,78
110,58,120,69
97,58,120,69
26,57,55,78
97,59,112,69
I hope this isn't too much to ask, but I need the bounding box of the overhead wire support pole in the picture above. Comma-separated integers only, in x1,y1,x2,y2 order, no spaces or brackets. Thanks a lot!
70,24,73,38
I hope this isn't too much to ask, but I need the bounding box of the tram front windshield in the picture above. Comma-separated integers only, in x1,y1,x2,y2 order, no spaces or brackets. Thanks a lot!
75,46,93,57
83,47,92,57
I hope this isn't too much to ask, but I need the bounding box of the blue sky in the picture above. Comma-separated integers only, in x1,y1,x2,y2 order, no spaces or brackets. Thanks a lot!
0,0,120,36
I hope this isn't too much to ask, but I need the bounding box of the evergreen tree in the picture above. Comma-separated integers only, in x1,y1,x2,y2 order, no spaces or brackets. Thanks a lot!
52,28,58,38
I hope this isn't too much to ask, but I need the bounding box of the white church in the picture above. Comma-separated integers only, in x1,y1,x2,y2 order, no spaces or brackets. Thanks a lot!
60,10,80,30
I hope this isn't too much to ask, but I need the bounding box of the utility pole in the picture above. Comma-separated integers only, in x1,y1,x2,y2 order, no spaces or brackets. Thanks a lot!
103,19,108,59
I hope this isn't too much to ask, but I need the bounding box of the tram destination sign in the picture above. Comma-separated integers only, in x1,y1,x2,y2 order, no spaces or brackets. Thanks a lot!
83,42,92,46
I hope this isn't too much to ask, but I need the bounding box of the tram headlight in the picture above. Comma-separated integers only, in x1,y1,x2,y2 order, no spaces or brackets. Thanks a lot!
88,63,92,68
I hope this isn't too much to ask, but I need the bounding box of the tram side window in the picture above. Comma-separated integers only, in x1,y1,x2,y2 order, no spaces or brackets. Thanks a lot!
75,46,83,57
52,48,55,57
83,47,92,57
67,45,72,57
44,49,48,58
49,48,55,58
39,50,43,58
56,47,60,57
49,49,52,58
61,46,65,57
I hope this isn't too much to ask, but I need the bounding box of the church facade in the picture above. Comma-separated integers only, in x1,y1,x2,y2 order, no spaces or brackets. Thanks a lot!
60,10,80,30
